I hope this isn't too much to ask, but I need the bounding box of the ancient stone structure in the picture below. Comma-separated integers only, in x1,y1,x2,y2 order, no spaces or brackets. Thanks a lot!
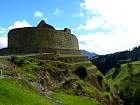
4,20,79,54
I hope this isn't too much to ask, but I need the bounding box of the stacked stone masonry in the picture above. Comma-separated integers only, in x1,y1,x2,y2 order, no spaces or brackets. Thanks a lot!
7,20,79,54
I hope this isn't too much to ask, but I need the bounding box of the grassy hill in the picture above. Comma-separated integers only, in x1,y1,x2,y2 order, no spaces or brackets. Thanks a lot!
106,61,140,105
52,92,101,105
0,55,122,105
0,78,55,105
0,78,102,105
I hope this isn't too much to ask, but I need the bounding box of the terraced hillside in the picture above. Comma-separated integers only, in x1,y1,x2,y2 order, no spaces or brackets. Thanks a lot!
0,53,122,105
106,61,140,105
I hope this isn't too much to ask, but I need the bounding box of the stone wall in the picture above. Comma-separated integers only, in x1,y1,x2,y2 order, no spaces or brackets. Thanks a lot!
8,27,79,53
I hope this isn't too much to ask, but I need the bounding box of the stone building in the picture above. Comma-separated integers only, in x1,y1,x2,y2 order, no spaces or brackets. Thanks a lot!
0,20,79,54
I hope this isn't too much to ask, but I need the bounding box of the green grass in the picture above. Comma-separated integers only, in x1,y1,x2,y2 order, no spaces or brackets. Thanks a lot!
49,60,92,68
106,61,140,85
58,54,83,57
52,92,102,105
106,60,140,104
0,78,55,105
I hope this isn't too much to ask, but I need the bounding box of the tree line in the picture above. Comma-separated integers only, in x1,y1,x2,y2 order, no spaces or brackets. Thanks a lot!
91,46,140,74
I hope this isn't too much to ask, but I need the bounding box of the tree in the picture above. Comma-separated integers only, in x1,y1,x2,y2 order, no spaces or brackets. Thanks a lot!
127,63,133,80
134,88,140,105
112,63,121,79
76,66,87,80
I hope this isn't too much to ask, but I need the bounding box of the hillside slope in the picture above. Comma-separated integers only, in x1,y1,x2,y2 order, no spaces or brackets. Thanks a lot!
92,45,140,74
0,78,55,105
0,54,122,105
106,61,140,105
0,78,102,105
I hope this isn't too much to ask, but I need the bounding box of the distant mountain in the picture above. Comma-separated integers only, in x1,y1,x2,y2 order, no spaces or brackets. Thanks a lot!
80,50,97,59
91,45,140,74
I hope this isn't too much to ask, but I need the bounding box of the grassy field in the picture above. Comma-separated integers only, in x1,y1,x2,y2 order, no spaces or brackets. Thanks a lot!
52,92,101,105
0,78,55,105
106,61,140,85
0,78,102,105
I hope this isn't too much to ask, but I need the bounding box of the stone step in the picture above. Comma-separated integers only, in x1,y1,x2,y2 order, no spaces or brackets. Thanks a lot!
57,56,88,63
29,53,89,63
46,60,93,71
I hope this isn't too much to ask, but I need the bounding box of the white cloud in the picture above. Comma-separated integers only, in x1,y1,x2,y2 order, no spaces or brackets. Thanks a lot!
0,37,7,49
34,11,44,18
79,12,85,17
79,0,140,32
77,0,140,54
0,20,32,49
9,20,32,29
78,32,140,54
77,16,112,30
0,28,7,34
33,11,48,20
53,8,63,16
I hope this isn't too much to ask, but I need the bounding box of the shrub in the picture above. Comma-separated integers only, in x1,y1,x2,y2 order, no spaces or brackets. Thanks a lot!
97,75,103,87
134,88,140,105
75,66,87,80
105,83,110,92
10,55,16,63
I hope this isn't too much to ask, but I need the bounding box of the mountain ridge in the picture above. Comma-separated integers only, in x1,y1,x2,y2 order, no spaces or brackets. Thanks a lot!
91,45,140,74
80,50,97,59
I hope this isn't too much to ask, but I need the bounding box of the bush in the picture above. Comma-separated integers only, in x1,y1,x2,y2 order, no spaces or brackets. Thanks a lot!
10,55,16,62
134,88,140,105
119,86,134,105
105,83,110,92
75,66,87,80
97,75,103,87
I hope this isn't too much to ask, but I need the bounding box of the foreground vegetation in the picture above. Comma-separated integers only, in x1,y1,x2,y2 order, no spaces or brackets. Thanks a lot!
52,92,101,105
0,78,55,105
0,78,102,105
0,55,122,105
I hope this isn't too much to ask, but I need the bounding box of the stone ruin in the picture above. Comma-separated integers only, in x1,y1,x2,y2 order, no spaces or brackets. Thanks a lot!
0,20,79,54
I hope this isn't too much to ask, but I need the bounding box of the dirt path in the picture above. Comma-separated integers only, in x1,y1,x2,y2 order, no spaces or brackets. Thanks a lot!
36,83,64,105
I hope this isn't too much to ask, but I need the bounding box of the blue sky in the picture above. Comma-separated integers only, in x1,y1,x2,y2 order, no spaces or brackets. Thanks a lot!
0,0,140,54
